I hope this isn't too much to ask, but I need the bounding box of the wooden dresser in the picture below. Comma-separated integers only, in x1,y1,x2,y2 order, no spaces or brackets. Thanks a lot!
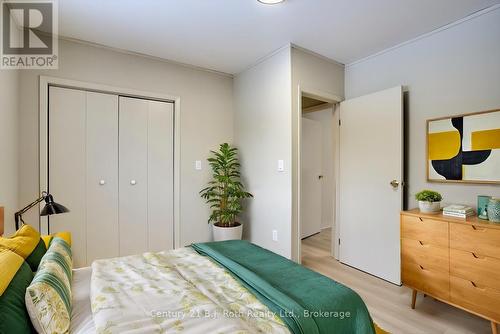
401,209,500,334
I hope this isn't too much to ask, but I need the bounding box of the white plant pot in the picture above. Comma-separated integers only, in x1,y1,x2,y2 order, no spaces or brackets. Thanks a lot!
418,201,441,214
212,223,243,241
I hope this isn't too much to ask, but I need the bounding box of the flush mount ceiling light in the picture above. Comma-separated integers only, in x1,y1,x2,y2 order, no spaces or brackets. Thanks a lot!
258,0,285,4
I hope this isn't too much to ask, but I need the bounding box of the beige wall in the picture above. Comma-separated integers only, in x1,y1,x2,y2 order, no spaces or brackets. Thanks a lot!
233,46,293,258
18,39,234,245
0,70,19,236
345,7,500,208
291,47,344,260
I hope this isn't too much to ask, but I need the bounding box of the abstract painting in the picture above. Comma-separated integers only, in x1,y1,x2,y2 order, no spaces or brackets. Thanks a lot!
427,109,500,184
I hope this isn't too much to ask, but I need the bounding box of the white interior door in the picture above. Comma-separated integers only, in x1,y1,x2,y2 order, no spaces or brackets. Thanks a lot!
301,117,323,239
339,86,403,284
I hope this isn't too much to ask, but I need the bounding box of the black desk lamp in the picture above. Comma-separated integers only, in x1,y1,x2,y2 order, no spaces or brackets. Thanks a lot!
14,191,69,231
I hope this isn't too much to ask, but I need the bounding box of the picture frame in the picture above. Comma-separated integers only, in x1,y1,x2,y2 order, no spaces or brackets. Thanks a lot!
426,109,500,184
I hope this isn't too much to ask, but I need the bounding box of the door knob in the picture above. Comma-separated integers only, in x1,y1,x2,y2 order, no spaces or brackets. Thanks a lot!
130,180,137,185
99,180,106,185
390,180,399,189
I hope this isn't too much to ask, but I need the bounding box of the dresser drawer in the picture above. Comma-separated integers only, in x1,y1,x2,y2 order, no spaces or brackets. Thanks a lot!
450,275,500,322
450,248,500,291
401,215,448,247
402,238,449,273
402,261,449,300
450,223,500,259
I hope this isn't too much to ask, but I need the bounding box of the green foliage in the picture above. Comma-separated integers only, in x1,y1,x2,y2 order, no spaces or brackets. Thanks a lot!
200,143,253,227
415,190,442,202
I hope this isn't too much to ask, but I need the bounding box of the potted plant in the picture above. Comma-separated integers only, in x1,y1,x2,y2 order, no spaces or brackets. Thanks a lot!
415,190,442,214
200,143,253,241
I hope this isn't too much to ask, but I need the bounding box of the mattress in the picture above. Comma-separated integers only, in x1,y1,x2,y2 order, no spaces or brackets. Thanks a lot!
71,266,96,334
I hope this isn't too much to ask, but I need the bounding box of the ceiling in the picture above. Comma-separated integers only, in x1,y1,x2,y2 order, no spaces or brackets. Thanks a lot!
57,0,500,74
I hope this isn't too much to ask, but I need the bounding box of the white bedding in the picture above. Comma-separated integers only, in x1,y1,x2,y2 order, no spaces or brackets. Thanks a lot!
90,247,290,334
71,267,96,334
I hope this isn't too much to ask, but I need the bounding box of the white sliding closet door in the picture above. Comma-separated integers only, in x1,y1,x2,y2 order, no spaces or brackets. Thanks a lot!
49,87,87,267
86,92,119,263
119,97,149,256
119,97,174,256
48,87,174,266
148,101,174,252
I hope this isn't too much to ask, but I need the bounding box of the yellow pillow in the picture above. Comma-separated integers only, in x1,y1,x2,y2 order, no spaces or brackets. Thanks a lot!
41,231,72,248
0,225,46,271
0,248,24,295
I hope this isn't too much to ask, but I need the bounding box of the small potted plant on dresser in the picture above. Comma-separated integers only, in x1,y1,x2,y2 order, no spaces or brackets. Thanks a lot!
200,143,253,241
415,190,442,214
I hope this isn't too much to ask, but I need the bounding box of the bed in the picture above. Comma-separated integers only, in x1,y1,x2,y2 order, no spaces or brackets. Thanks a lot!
69,240,380,334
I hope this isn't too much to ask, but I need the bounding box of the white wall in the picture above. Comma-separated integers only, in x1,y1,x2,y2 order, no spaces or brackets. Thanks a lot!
291,47,344,260
233,46,292,258
303,108,335,230
345,7,500,208
18,39,234,245
0,70,19,236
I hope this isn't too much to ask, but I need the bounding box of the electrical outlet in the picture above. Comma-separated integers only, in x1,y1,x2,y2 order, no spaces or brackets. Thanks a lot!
195,160,202,170
272,230,278,241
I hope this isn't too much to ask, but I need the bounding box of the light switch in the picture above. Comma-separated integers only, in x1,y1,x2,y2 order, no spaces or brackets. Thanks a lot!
195,160,202,170
277,160,284,172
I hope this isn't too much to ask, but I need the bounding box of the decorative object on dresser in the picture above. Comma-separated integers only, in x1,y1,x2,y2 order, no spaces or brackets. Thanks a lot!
401,209,500,334
427,109,500,184
200,143,253,241
442,204,474,219
415,190,442,213
489,198,500,223
478,195,492,220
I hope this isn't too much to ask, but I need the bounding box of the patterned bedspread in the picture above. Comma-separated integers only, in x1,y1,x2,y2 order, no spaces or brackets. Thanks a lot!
90,247,290,334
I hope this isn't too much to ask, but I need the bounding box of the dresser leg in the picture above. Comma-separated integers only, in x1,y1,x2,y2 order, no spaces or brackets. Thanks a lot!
492,321,498,334
411,290,417,309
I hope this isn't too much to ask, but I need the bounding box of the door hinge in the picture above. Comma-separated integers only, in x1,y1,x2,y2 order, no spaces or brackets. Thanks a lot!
338,119,341,126
338,238,341,245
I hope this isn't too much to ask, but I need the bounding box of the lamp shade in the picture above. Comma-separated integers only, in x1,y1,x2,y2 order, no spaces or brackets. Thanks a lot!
40,194,69,216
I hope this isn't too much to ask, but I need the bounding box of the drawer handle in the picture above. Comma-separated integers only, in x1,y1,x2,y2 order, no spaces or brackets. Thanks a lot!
470,281,486,291
471,225,485,231
419,265,425,270
471,252,484,260
418,240,424,246
418,217,424,222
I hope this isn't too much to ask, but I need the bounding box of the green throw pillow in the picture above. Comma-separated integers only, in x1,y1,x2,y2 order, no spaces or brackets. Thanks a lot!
0,250,35,334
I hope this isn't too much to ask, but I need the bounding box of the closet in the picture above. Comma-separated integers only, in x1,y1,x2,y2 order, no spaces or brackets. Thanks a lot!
47,86,174,267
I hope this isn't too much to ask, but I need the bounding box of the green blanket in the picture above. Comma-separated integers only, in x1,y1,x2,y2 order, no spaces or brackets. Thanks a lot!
192,240,375,334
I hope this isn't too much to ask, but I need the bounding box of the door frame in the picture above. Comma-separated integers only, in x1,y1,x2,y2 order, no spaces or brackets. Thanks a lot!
38,75,181,249
294,85,342,263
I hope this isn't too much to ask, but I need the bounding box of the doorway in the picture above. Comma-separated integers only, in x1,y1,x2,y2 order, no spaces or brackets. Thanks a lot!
296,86,404,284
300,96,336,263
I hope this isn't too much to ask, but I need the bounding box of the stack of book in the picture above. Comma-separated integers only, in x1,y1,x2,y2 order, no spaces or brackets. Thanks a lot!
443,205,474,219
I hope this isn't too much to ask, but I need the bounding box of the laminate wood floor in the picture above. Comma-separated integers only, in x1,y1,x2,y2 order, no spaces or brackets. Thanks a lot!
301,228,491,334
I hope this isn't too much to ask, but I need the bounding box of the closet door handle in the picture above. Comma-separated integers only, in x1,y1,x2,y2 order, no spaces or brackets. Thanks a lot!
130,180,137,185
99,180,106,185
